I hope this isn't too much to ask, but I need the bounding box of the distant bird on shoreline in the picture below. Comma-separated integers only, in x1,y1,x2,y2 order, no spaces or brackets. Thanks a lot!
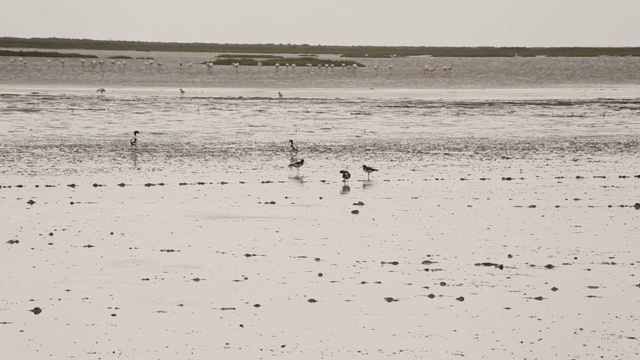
96,88,106,94
130,131,140,147
362,165,378,180
180,88,185,94
289,159,304,169
289,139,298,152
279,91,283,99
340,170,351,182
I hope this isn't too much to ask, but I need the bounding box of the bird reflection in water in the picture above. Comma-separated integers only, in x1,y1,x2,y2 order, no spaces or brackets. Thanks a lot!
340,170,351,194
130,148,139,170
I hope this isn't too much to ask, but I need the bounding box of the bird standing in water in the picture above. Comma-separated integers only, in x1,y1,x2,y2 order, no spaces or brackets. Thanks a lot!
96,88,106,94
340,170,351,182
289,159,304,169
130,131,140,147
362,165,378,180
180,88,185,94
289,139,298,152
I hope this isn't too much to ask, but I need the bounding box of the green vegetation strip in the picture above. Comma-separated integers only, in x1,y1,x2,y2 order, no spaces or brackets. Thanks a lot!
2,38,640,57
0,49,98,58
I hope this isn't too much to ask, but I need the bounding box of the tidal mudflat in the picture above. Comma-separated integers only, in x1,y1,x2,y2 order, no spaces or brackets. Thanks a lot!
1,85,640,359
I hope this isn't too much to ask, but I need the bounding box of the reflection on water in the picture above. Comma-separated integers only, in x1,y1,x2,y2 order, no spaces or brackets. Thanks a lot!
340,184,351,194
288,174,305,184
362,181,376,190
130,148,138,170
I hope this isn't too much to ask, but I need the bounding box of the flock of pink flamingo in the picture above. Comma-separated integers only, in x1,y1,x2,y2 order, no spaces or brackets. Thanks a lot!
6,57,454,76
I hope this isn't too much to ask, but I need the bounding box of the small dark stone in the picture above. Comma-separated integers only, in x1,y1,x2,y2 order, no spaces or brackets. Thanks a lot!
507,254,513,258
439,282,447,286
253,303,261,307
427,294,435,299
456,296,465,302
545,264,555,269
27,200,36,205
551,287,559,291
534,296,544,301
384,297,399,303
307,299,317,303
317,273,323,277
351,209,360,214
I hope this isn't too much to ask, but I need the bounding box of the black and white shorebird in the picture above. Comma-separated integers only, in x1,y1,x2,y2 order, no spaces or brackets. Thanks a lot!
180,88,185,94
289,159,304,169
279,91,283,99
130,131,140,147
289,139,298,152
340,170,351,182
96,88,106,94
362,165,378,180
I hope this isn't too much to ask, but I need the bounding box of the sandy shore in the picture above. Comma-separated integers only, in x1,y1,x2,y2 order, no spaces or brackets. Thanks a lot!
2,156,640,359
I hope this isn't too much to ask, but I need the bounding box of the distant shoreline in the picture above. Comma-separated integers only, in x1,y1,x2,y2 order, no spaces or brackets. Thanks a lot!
2,37,640,58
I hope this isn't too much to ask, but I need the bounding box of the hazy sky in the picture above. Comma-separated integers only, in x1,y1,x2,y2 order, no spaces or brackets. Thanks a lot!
1,0,639,47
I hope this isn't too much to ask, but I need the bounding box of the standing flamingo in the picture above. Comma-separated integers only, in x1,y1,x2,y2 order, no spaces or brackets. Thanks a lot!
443,66,453,76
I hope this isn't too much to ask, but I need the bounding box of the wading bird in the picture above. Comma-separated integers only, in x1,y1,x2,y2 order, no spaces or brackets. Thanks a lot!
289,139,298,152
289,159,304,169
130,131,140,147
362,165,378,180
340,170,351,182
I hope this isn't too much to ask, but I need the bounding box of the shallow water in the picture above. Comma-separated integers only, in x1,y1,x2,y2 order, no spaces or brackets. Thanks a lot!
1,51,640,359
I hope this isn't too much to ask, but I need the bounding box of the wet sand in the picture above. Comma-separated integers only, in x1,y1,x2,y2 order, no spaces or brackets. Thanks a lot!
1,88,640,359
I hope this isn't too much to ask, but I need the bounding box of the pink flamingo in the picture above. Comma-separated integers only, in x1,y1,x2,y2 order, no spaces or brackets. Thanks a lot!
373,64,379,73
443,66,453,76
275,63,280,73
388,64,393,73
231,63,239,73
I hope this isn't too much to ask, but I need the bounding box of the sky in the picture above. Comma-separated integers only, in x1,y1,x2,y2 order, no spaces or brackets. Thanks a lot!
1,0,639,47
